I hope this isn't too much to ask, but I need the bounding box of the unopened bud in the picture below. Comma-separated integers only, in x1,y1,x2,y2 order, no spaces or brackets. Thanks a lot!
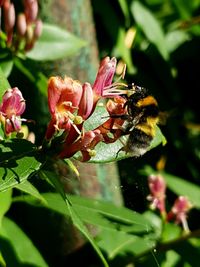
73,115,83,125
24,0,38,23
17,13,27,36
33,19,42,39
3,1,15,42
0,0,5,7
88,149,96,157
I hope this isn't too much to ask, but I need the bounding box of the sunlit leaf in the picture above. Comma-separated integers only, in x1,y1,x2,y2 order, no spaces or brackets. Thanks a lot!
0,58,13,78
0,217,48,267
165,30,190,53
0,67,10,102
26,23,86,61
164,173,200,209
16,192,154,234
131,1,169,60
14,180,47,204
0,190,12,228
40,171,109,267
0,139,42,192
97,228,155,259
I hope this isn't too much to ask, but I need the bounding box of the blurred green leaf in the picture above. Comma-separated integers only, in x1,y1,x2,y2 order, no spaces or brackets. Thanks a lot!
18,192,154,234
97,228,155,259
0,58,13,78
14,58,48,97
26,23,86,61
165,30,190,53
0,139,42,192
161,223,182,243
164,173,200,208
0,217,48,267
40,171,109,267
0,190,12,228
131,1,169,60
14,180,47,204
0,67,10,102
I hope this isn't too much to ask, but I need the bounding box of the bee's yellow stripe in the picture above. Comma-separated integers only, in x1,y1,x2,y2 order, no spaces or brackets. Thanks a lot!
136,95,158,107
136,117,158,137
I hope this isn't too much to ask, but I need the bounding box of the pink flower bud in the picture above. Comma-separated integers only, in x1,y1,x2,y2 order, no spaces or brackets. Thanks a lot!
93,57,117,102
17,13,27,36
78,82,93,120
0,0,5,7
168,196,192,229
33,19,43,39
3,1,15,44
0,87,26,135
147,174,166,216
24,0,38,23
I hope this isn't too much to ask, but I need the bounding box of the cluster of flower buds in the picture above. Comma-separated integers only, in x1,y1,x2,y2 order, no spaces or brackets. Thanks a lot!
44,56,129,161
0,87,26,135
0,0,42,51
147,174,192,231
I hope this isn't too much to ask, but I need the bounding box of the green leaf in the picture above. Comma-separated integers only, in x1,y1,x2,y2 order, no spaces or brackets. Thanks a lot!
131,1,169,60
0,190,12,228
0,67,10,102
26,23,86,61
0,217,48,267
40,171,109,267
19,192,153,234
97,228,155,259
164,172,200,209
14,180,47,204
0,139,42,192
0,58,13,78
64,197,109,267
165,30,190,53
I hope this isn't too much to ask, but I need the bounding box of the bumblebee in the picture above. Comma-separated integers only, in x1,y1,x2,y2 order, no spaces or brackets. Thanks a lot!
113,83,160,157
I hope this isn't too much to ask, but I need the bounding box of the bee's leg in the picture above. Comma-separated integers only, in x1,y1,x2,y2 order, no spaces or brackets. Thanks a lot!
115,137,128,159
110,114,130,120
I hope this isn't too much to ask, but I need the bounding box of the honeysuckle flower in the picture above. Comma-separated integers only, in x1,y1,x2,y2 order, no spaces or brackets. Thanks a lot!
92,56,117,104
167,196,192,232
45,76,85,140
45,56,130,160
0,87,26,135
147,174,166,217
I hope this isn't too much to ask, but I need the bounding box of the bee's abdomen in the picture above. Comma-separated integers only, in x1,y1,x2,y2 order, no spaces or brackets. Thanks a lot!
125,128,153,157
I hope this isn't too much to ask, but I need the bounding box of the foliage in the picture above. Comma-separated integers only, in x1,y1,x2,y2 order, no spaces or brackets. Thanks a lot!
0,0,200,266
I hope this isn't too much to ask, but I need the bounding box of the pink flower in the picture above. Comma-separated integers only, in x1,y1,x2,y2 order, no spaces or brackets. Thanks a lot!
0,87,26,135
92,56,117,104
167,196,192,232
147,174,166,216
45,56,129,161
45,76,87,140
